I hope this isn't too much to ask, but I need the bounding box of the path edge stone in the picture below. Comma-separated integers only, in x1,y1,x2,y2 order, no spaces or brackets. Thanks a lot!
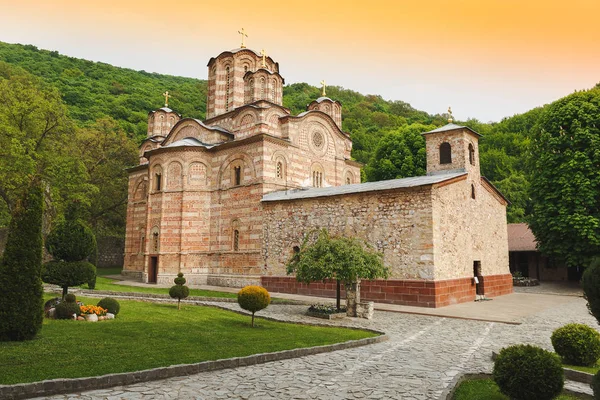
0,331,387,400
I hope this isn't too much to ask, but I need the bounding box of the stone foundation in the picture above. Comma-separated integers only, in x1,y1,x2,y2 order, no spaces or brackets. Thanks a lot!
261,275,513,308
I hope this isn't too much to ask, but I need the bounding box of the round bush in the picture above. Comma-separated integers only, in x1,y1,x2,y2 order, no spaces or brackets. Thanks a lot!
45,219,96,262
55,301,81,320
42,260,96,297
238,286,271,313
592,370,600,399
583,258,600,325
551,323,600,366
493,344,563,400
174,272,186,286
97,297,120,315
64,293,76,303
169,285,190,300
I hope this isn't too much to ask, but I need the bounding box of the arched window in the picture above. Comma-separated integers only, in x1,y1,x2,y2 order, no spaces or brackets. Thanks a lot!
271,79,276,101
152,230,159,253
225,66,231,111
440,142,452,164
155,172,162,191
471,184,476,199
260,78,266,100
468,143,475,166
140,233,146,254
234,166,241,185
276,161,283,179
249,79,254,101
312,165,324,188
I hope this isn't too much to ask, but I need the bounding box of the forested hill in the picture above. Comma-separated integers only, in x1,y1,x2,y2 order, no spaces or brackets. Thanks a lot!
0,40,552,224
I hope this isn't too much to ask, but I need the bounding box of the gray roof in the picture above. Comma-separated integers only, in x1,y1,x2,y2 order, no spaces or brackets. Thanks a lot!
314,97,334,103
423,123,482,137
262,171,467,202
162,137,217,149
191,119,232,136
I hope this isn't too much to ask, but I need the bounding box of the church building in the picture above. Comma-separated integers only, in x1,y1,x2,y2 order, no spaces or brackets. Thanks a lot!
123,38,512,308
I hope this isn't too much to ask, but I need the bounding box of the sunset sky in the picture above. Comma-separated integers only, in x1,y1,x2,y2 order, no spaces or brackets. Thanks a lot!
0,0,598,122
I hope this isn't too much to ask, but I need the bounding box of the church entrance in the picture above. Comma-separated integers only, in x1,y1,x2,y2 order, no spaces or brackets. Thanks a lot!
148,257,158,284
473,261,483,295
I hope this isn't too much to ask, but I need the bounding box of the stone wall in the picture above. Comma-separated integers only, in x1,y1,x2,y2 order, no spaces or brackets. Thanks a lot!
96,236,125,268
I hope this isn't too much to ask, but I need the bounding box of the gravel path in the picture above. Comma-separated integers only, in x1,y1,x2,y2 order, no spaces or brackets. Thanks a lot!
36,296,596,400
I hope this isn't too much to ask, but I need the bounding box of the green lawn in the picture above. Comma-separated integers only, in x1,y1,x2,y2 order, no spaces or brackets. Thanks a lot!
452,378,582,400
0,295,377,385
564,362,600,374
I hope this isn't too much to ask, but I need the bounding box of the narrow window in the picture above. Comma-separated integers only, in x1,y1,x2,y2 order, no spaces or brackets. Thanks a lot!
244,65,248,73
155,173,162,191
261,78,265,99
346,177,351,185
469,143,475,166
152,232,159,253
276,161,283,179
312,171,323,188
440,142,452,164
233,229,240,251
234,166,241,186
225,66,231,111
250,79,254,101
140,234,146,254
471,184,476,199
271,79,276,101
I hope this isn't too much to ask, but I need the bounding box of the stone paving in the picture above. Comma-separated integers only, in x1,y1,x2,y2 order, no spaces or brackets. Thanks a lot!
37,296,597,400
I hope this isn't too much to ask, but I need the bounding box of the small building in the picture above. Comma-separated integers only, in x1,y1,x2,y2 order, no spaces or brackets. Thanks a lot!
508,223,574,281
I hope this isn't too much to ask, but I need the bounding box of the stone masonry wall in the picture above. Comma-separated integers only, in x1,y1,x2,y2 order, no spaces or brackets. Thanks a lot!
96,236,125,268
262,186,435,279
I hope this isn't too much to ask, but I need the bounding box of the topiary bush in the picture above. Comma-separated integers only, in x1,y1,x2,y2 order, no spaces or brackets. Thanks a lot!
551,323,600,366
0,181,44,341
169,273,189,310
583,257,600,325
493,344,563,400
97,297,120,315
45,219,96,263
55,301,81,320
42,260,96,298
238,285,271,327
64,293,77,303
592,370,600,399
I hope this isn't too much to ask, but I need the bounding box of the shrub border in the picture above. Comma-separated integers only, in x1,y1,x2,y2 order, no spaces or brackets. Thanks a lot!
0,301,387,400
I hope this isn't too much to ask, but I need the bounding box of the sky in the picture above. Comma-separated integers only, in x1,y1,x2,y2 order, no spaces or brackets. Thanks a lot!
0,0,598,122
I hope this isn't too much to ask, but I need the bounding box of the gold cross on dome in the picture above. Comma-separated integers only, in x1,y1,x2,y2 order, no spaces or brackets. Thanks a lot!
447,106,453,123
238,28,248,48
320,80,327,97
260,49,267,68
163,91,170,107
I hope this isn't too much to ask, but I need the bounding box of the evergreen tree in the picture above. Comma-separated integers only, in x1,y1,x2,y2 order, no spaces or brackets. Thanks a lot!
0,179,44,341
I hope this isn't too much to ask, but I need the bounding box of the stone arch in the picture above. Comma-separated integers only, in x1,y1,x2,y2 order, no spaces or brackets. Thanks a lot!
167,161,183,190
344,170,355,185
311,162,325,188
238,111,257,128
188,161,208,187
272,151,289,181
133,177,148,201
218,152,257,188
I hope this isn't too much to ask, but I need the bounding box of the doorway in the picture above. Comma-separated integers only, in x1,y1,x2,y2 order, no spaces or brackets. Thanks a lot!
473,261,483,295
148,257,158,284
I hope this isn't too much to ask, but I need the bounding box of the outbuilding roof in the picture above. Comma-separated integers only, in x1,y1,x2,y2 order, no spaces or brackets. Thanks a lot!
262,171,466,202
423,123,482,137
507,223,538,252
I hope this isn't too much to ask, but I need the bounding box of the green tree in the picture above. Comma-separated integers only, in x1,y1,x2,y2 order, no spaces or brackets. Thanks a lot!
0,179,44,341
365,124,432,182
528,88,600,268
287,229,389,312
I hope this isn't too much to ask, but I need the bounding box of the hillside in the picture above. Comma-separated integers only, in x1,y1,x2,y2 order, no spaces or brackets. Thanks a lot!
0,40,537,225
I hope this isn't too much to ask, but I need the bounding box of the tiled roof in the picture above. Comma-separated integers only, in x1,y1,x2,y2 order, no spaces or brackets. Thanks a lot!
262,171,466,202
507,223,538,252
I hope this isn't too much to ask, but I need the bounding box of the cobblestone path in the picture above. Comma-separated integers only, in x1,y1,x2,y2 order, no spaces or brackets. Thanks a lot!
38,296,596,400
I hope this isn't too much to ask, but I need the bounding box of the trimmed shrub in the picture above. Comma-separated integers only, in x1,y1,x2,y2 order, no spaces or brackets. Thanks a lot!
169,273,189,310
0,181,44,341
42,260,96,298
238,285,271,327
583,257,600,325
592,370,600,399
64,293,77,303
493,344,563,400
45,219,96,262
551,323,600,366
97,297,120,315
55,301,81,320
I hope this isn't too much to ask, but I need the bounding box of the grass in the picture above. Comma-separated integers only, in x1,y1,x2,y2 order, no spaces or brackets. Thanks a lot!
452,378,583,400
0,294,378,385
563,362,600,374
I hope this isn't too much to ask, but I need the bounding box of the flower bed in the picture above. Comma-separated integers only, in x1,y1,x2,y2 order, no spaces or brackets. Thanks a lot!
44,296,115,321
306,304,347,320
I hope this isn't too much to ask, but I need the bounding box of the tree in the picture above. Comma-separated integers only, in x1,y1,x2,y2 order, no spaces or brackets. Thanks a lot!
42,202,97,297
169,273,190,310
287,229,390,315
0,179,44,341
365,124,432,182
237,286,271,327
528,88,600,268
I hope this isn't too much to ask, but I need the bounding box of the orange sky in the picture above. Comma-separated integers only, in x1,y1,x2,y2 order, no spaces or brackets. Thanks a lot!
0,0,598,121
